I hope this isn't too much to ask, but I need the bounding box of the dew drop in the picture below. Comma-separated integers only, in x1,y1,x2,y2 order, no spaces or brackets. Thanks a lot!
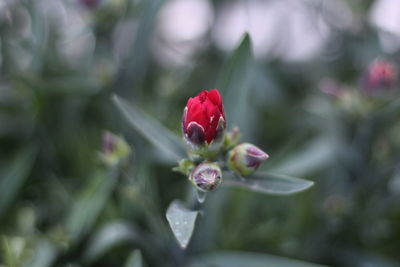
196,190,207,203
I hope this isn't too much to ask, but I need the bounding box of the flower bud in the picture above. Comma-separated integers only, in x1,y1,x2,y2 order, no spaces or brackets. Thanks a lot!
182,89,226,150
189,162,222,192
80,0,101,9
227,143,269,176
99,131,131,166
362,59,397,95
224,126,240,148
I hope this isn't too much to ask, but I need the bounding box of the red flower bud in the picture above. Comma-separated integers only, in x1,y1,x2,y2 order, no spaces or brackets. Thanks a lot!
362,59,397,94
182,89,226,146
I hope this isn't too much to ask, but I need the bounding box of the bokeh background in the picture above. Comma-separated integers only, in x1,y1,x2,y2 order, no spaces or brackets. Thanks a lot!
1,0,400,266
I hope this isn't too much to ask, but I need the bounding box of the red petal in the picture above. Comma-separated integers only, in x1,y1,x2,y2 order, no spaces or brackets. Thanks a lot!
208,89,221,106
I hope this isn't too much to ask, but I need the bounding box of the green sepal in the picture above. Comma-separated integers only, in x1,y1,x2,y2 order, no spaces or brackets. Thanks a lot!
173,159,195,176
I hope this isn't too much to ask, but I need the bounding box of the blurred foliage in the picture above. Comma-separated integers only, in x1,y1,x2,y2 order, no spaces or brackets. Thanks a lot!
1,0,400,266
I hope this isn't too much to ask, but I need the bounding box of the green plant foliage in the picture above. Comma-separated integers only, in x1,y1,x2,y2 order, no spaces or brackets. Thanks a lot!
216,34,253,130
224,172,314,195
166,200,198,249
0,147,37,216
124,249,144,267
113,95,186,161
189,251,326,267
65,168,120,242
2,0,400,266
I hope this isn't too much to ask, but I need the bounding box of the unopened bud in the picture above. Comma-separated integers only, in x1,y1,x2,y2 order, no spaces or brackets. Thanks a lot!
362,59,397,95
189,162,222,192
80,0,101,8
227,143,269,176
99,131,130,166
182,89,226,152
224,126,241,148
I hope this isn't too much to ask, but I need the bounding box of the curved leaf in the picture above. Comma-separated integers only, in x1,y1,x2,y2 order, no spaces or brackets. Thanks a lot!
83,221,140,264
24,239,58,267
166,200,198,249
124,250,144,267
189,251,326,267
112,95,186,161
216,33,253,129
224,172,314,195
0,146,37,216
65,168,119,241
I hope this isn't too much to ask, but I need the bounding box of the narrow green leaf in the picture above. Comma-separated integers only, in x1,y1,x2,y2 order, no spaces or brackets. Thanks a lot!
83,221,140,264
125,250,144,267
216,33,253,128
112,95,186,161
192,34,253,252
0,146,37,216
166,200,198,249
189,251,326,267
265,138,335,176
117,0,164,93
65,168,119,241
24,239,58,267
224,172,314,195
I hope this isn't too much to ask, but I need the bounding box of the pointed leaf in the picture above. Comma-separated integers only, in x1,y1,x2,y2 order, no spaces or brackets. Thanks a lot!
166,200,198,248
117,0,164,93
224,172,314,195
216,33,253,128
65,168,119,241
125,250,144,267
24,239,58,267
0,146,37,216
112,95,186,161
83,221,140,264
265,138,335,176
189,251,326,267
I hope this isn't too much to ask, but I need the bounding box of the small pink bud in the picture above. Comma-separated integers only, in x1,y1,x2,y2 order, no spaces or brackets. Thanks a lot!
362,59,397,95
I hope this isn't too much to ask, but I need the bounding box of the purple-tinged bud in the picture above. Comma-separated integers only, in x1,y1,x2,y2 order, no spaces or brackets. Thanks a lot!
189,162,222,192
80,0,101,9
224,126,241,149
99,131,131,166
227,143,269,176
362,59,397,95
319,79,344,98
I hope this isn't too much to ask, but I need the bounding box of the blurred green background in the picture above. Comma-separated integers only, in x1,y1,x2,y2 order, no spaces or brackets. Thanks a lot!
1,0,400,266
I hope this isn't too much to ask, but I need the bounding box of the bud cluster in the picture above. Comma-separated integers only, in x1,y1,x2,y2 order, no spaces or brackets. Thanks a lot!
175,89,269,193
320,59,398,116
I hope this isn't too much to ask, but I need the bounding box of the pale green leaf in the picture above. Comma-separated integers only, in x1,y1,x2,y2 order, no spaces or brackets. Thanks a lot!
189,251,326,267
265,138,335,177
112,95,186,161
125,250,144,267
166,200,198,249
0,146,37,216
65,168,119,241
216,33,253,129
84,221,140,264
224,172,314,195
24,239,58,267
